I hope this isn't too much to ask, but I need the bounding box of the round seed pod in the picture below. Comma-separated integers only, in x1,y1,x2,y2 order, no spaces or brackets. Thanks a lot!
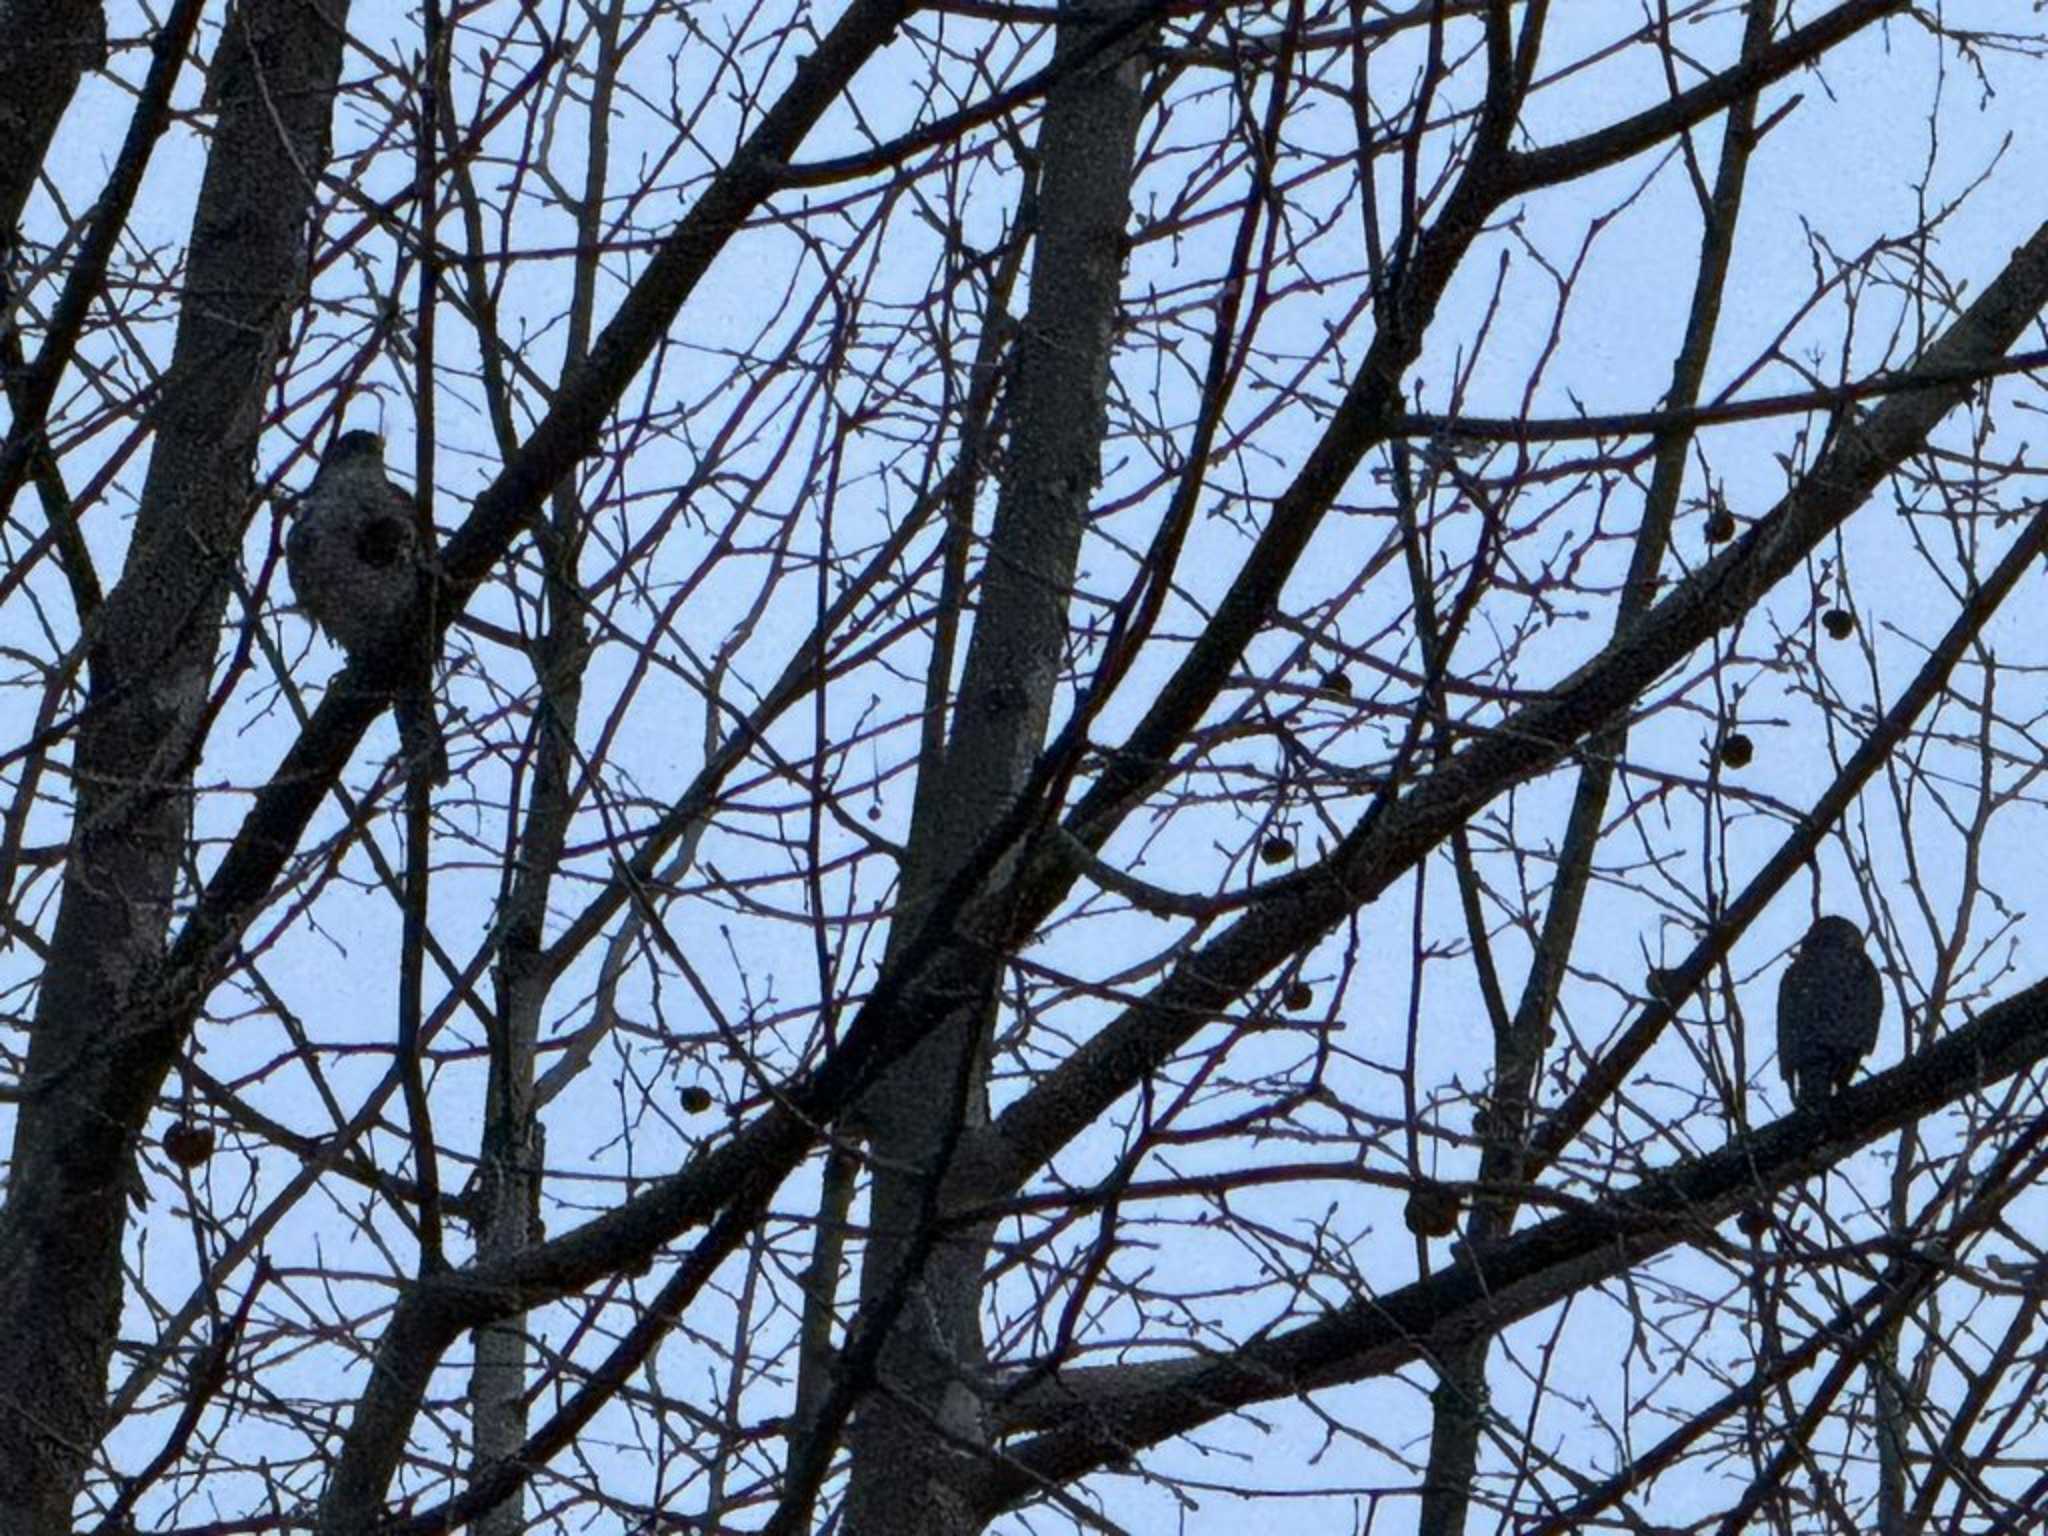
162,1120,215,1169
1405,1179,1463,1238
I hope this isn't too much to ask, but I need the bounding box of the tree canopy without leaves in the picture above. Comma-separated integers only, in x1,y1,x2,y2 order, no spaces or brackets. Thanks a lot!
4,2,2048,1533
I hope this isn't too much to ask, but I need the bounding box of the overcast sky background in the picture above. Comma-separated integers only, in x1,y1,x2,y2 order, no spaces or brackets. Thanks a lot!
10,0,2048,1527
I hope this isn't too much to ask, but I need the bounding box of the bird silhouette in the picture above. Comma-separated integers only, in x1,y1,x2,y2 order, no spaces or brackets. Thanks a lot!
1776,915,1881,1109
287,430,448,784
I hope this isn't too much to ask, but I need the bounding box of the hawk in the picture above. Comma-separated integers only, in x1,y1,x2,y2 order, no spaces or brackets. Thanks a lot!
1776,915,1882,1109
286,430,448,784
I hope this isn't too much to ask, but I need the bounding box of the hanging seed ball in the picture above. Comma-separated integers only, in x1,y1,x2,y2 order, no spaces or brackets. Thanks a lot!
1705,507,1737,543
1259,834,1294,866
1320,668,1353,699
162,1121,215,1169
1718,731,1754,769
866,804,882,822
1646,966,1682,1004
1283,981,1314,1012
1736,1205,1772,1241
1822,608,1855,640
1404,1179,1463,1238
678,1085,715,1115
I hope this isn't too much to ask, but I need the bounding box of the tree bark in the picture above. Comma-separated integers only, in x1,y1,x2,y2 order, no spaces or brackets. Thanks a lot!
0,3,348,1527
840,5,1150,1530
0,0,106,250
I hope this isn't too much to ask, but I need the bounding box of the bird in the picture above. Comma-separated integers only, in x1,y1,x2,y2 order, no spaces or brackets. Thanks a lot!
286,429,448,784
1776,915,1882,1109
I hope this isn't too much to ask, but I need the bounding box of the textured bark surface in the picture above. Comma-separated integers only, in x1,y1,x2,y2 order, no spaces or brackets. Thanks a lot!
0,0,107,246
0,4,348,1526
840,6,1151,1531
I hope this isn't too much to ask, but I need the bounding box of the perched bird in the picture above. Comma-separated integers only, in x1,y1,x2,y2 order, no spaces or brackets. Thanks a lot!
1776,916,1882,1109
287,429,448,784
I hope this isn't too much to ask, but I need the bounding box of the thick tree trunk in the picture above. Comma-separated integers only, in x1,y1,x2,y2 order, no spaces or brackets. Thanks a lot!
0,0,106,249
0,5,347,1527
839,7,1149,1532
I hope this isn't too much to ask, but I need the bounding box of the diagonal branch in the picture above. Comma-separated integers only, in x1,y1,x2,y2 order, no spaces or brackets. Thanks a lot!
976,969,2048,1501
980,216,2048,1194
133,0,917,1102
1025,0,1911,926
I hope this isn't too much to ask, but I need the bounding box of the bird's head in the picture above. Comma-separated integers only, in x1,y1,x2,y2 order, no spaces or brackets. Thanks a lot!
1802,915,1865,952
325,429,386,466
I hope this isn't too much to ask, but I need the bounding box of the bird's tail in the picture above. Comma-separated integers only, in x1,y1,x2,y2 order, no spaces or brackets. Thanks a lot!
396,685,449,787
